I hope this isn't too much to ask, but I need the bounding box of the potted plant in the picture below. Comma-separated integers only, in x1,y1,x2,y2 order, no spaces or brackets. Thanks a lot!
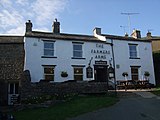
61,71,68,77
144,71,150,80
122,72,128,80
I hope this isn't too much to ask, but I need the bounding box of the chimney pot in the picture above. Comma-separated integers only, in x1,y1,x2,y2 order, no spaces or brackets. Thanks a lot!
125,32,128,37
147,31,152,38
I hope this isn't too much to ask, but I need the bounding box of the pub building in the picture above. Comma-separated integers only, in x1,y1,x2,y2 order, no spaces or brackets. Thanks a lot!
24,19,155,86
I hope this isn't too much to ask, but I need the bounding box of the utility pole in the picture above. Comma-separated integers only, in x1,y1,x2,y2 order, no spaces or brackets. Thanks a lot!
121,12,139,35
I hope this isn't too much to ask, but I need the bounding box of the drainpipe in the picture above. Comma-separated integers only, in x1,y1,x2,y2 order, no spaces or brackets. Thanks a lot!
111,39,117,95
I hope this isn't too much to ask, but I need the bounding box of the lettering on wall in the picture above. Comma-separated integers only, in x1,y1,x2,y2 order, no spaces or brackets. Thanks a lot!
91,44,110,59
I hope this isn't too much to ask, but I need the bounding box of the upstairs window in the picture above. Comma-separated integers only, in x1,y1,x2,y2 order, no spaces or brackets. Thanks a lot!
129,44,138,58
73,43,83,58
44,41,54,57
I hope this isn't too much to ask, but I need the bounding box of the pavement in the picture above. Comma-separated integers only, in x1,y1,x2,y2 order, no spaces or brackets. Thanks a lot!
69,90,160,120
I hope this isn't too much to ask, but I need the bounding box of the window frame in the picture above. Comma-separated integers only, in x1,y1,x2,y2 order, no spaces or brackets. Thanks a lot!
129,44,139,59
43,65,55,81
72,65,84,81
131,66,140,81
43,41,55,57
72,42,83,58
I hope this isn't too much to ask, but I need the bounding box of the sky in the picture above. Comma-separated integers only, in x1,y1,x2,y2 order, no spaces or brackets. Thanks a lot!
0,0,160,37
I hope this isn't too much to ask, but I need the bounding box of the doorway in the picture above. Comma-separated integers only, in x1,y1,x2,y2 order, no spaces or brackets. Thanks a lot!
94,65,108,82
8,83,19,105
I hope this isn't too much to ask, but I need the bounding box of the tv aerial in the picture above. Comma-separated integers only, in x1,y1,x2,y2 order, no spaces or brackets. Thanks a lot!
121,12,139,35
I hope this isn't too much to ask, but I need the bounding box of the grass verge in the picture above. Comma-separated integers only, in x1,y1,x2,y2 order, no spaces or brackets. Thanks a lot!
13,95,118,120
151,87,160,96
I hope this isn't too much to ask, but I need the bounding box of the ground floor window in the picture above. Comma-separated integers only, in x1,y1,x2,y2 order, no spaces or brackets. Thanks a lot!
9,83,19,94
73,66,84,81
43,65,55,81
131,66,140,80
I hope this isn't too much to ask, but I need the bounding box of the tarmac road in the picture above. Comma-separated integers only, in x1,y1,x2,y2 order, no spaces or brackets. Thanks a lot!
70,92,160,120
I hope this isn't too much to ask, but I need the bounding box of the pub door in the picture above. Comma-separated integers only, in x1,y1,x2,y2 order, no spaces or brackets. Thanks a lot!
94,65,108,82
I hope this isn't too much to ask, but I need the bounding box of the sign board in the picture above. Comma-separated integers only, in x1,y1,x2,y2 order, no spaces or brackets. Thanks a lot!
95,61,107,65
86,66,93,78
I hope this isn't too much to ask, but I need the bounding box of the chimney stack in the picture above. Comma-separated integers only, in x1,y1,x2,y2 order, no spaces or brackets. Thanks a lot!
146,31,152,38
25,20,32,32
131,29,141,38
125,32,129,37
52,18,60,33
93,27,101,36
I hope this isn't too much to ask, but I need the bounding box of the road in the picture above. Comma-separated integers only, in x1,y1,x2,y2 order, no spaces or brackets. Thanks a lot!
70,92,160,120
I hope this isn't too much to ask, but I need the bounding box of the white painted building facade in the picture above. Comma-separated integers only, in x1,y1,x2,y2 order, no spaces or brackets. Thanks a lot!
24,20,155,85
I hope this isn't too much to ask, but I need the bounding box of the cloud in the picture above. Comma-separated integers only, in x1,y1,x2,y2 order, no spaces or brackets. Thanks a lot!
0,10,24,29
32,0,67,24
6,25,25,35
0,0,68,35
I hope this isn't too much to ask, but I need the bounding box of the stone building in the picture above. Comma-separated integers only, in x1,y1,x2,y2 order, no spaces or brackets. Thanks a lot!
0,36,24,105
145,31,160,53
144,32,160,85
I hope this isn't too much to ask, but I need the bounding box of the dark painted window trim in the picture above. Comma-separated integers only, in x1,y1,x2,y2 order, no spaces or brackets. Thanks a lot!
72,42,84,44
130,65,141,68
128,43,138,45
42,65,56,67
72,65,85,67
71,57,86,59
41,56,57,58
42,39,56,42
129,57,140,59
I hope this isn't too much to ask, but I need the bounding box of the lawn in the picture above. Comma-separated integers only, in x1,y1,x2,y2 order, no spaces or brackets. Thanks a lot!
13,95,118,120
151,87,160,96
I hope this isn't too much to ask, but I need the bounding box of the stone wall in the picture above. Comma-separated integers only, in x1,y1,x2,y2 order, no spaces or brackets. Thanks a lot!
20,70,109,100
0,44,24,81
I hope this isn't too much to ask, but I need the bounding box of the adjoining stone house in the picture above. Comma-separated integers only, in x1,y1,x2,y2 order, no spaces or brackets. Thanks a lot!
145,31,160,53
143,32,160,85
0,36,24,105
24,20,155,85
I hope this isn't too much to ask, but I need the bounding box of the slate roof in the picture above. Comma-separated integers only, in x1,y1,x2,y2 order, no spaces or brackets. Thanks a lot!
0,36,24,43
25,31,151,43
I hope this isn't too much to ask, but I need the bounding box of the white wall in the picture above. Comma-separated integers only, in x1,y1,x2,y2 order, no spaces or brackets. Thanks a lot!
24,37,112,82
113,39,155,84
24,37,155,84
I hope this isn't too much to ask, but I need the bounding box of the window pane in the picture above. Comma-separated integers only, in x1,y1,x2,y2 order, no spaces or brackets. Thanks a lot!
44,66,54,81
74,67,83,81
129,45,136,51
15,83,19,94
44,68,54,74
73,44,83,58
74,75,83,81
44,50,54,56
74,68,83,74
45,75,54,81
9,83,14,94
73,44,82,50
129,45,137,58
73,51,82,58
44,42,54,56
44,42,54,49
